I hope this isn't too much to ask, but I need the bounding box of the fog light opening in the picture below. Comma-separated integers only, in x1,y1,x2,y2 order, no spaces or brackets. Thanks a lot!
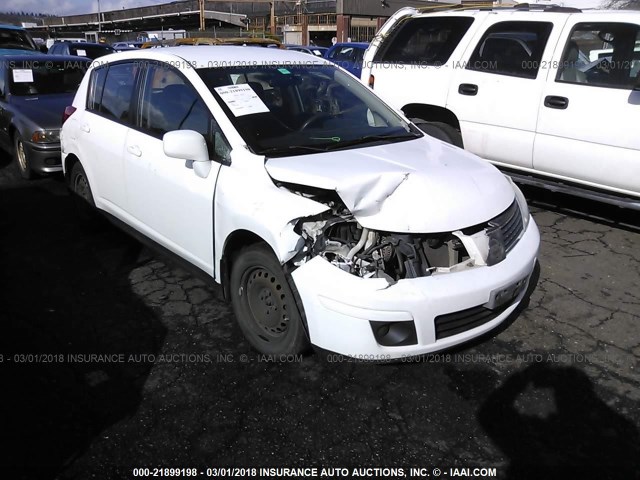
370,320,417,347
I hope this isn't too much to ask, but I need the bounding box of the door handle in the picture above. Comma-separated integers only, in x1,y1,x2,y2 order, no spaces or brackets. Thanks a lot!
80,124,90,133
544,96,569,110
458,83,478,96
127,145,142,157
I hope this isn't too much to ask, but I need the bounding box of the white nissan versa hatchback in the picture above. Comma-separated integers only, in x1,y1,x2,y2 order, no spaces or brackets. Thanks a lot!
61,47,540,359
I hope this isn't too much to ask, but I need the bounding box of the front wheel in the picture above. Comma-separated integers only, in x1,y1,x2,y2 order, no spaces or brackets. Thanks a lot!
14,134,33,180
412,119,463,148
230,244,309,355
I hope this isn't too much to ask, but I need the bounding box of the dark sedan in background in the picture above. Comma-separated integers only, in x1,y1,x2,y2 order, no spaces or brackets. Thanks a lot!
48,41,115,59
0,54,90,179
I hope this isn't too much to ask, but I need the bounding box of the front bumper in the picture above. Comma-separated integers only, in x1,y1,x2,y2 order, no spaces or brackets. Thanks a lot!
291,217,540,359
23,141,62,174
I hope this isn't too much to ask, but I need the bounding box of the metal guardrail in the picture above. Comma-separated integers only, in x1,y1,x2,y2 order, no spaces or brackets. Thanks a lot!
252,13,337,28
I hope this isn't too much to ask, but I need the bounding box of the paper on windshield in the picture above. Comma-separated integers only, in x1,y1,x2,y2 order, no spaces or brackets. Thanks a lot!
12,69,34,83
214,84,269,117
76,49,87,56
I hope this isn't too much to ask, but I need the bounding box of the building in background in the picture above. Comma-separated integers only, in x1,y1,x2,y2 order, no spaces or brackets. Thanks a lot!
25,0,458,46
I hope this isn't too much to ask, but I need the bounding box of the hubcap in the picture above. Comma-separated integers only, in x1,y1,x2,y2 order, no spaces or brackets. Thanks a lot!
74,173,90,202
16,141,27,171
244,267,289,338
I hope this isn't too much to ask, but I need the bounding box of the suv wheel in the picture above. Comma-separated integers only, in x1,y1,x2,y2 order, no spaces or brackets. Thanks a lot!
230,244,309,355
14,134,33,180
413,119,463,148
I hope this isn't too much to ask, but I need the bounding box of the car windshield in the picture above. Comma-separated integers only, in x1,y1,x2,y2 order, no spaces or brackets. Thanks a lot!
197,63,420,156
0,28,37,51
9,60,89,96
70,44,114,59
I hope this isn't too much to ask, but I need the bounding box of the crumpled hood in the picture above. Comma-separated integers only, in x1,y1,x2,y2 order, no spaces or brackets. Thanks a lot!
265,137,515,233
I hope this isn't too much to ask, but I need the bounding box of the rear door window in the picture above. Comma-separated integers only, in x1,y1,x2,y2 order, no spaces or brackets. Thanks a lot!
467,21,553,79
90,62,138,124
556,22,640,89
376,16,474,65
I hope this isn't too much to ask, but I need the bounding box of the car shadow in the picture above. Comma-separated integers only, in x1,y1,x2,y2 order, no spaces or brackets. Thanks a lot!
477,363,640,480
0,181,166,477
520,184,640,233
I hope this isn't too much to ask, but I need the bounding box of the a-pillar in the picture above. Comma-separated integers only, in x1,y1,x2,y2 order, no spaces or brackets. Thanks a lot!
336,14,351,43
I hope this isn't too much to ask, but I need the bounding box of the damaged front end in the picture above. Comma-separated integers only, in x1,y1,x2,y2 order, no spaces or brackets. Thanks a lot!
283,183,526,283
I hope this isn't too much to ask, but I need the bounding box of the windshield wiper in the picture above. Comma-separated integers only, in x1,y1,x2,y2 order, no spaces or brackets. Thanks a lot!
259,144,332,156
323,132,422,150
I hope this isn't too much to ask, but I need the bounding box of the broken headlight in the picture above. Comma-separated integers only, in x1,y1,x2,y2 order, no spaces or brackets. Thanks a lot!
508,176,530,231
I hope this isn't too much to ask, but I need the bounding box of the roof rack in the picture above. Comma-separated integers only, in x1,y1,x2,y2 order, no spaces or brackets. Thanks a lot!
416,2,581,14
513,3,582,13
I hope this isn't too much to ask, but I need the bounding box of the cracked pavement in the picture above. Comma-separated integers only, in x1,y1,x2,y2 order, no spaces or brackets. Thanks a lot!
0,155,638,479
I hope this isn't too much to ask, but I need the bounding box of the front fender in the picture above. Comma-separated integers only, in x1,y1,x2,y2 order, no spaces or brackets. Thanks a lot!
214,156,329,280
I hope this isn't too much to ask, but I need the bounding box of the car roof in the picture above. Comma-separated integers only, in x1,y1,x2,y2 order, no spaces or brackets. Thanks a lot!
331,42,368,48
56,41,113,47
0,24,27,31
93,45,331,69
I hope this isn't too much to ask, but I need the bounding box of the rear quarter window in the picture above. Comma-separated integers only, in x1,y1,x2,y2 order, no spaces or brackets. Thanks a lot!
375,16,475,65
87,62,138,124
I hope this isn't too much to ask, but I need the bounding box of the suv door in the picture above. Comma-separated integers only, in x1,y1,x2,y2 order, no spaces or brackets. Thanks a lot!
447,16,564,169
78,61,138,211
123,62,229,275
534,18,640,197
366,15,477,109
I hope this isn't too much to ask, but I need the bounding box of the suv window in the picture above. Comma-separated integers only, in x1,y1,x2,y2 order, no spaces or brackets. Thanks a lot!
557,22,640,89
139,63,225,159
94,62,138,123
467,21,553,79
376,17,474,65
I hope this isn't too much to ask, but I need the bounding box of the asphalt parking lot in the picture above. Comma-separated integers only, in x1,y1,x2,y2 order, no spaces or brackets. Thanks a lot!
1,153,639,480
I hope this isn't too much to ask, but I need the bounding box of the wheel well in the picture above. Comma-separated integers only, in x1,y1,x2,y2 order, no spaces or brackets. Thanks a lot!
220,230,268,300
402,104,461,131
64,154,80,184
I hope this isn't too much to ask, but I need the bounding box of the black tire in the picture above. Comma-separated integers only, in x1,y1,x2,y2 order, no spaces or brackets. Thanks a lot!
230,243,309,355
412,119,463,148
14,134,33,180
69,161,99,224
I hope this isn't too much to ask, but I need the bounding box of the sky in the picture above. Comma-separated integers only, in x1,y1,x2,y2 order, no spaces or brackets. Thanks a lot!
1,0,613,17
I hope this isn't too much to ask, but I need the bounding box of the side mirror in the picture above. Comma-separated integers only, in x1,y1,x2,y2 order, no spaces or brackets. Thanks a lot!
39,45,48,53
163,130,211,178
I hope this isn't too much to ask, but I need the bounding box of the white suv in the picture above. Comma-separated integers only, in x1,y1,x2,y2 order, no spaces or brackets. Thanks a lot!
362,6,640,208
61,47,539,359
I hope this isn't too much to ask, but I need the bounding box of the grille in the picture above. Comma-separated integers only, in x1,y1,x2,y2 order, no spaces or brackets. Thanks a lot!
488,200,524,254
434,301,512,340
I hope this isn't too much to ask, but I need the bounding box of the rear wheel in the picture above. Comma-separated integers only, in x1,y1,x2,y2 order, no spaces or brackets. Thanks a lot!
412,119,463,148
230,244,309,355
14,134,33,180
69,161,99,224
